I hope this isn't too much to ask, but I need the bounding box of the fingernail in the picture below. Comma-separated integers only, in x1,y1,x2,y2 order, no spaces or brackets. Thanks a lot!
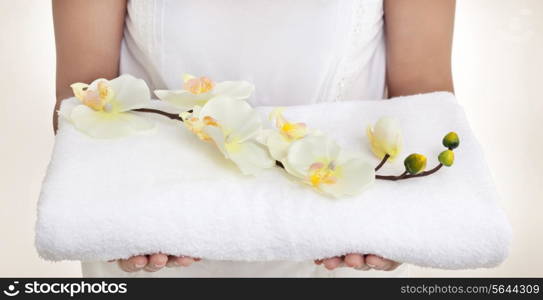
367,263,376,269
169,261,181,267
135,263,146,269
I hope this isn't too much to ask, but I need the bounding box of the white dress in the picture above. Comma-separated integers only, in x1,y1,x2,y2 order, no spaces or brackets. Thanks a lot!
82,0,407,277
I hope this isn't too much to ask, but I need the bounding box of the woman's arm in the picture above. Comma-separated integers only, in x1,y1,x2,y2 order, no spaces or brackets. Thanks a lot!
385,0,455,97
53,0,197,272
52,0,126,131
318,0,456,271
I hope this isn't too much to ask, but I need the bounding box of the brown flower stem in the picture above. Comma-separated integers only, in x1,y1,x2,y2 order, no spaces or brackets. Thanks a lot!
375,170,408,181
374,154,390,171
132,109,445,182
376,164,443,181
134,108,183,121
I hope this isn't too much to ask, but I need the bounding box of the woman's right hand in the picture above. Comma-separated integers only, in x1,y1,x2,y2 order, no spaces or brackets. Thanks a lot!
118,254,199,272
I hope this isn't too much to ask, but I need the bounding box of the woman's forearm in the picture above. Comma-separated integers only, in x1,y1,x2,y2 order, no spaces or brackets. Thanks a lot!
384,0,455,98
52,0,127,131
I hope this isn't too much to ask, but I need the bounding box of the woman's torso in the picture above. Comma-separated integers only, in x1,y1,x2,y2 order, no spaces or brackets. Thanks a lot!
120,0,387,105
84,0,404,278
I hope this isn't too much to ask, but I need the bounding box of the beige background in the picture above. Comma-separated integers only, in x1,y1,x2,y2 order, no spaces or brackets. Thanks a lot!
1,0,542,277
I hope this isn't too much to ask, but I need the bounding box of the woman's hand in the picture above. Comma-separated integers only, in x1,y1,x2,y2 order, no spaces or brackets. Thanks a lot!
117,254,200,272
311,0,452,274
315,254,400,271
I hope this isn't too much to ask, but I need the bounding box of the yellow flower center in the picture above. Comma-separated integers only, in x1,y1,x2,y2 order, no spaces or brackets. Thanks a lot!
281,123,295,132
73,81,113,112
203,116,219,127
308,161,339,187
280,122,307,140
270,108,308,141
190,118,212,141
184,76,214,95
180,113,220,142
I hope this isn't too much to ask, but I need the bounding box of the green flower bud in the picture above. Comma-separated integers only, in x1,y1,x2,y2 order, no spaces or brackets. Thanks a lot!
438,150,455,167
404,153,427,174
443,132,460,150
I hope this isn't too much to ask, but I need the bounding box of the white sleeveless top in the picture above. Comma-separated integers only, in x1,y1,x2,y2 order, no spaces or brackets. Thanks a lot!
86,0,406,278
120,0,386,105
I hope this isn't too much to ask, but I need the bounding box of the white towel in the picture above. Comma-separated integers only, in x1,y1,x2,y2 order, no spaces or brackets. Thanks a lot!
36,92,511,269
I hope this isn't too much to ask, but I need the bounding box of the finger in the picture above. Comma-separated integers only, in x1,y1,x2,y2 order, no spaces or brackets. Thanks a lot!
166,256,179,268
118,260,134,273
166,256,201,267
385,261,401,271
323,257,343,270
118,255,147,272
174,256,196,267
314,259,323,265
145,254,168,272
344,254,369,270
365,255,398,271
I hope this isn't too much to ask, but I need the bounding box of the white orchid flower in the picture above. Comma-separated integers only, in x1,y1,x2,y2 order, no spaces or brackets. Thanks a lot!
366,117,403,160
154,74,255,110
60,75,154,139
283,135,375,198
265,108,314,161
179,106,215,142
192,96,274,175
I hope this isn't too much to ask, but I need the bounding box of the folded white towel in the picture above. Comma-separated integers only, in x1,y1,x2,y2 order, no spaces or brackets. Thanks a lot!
36,92,511,269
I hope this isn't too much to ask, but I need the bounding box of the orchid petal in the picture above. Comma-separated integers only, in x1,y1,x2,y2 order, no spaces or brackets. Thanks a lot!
109,74,152,112
320,158,375,198
70,105,154,139
367,125,387,159
182,73,196,83
57,98,80,122
285,135,340,176
213,81,255,100
266,131,291,161
227,140,275,175
199,96,261,141
70,83,89,102
367,117,403,160
204,125,228,157
230,111,263,142
154,89,211,110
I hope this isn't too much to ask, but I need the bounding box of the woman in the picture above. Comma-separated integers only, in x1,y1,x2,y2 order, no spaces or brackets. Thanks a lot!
52,0,455,277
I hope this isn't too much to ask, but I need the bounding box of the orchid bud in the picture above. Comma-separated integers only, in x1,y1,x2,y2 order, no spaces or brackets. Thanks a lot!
438,150,455,167
366,117,403,160
404,153,427,174
443,132,460,150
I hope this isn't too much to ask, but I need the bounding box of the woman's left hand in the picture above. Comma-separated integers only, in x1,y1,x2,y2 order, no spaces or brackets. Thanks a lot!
315,254,401,271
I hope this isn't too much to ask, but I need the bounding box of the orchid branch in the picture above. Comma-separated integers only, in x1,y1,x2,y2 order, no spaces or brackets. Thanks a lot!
134,108,184,121
135,108,457,183
375,164,443,181
374,154,390,171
